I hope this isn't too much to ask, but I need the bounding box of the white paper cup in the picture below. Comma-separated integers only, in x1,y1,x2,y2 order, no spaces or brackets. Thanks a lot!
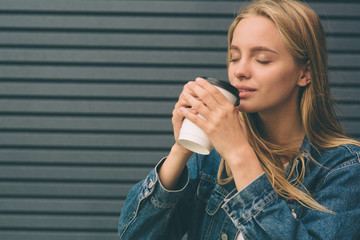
178,77,240,155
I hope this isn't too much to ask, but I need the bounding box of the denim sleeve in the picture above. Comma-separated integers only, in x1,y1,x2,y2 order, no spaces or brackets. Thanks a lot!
221,159,360,239
118,157,192,240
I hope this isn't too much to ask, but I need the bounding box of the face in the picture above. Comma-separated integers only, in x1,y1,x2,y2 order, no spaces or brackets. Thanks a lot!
228,15,308,116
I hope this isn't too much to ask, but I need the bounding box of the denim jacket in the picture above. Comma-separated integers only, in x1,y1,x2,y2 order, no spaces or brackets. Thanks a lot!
118,137,360,239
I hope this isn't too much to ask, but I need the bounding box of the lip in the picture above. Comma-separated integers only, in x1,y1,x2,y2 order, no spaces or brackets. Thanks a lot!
235,85,256,98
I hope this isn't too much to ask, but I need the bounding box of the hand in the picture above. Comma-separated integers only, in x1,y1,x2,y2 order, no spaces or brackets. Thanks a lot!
171,82,196,154
178,77,248,160
178,78,264,191
179,78,264,190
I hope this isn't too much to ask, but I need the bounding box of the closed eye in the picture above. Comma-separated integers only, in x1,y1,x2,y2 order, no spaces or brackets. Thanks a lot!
256,59,271,64
230,58,240,62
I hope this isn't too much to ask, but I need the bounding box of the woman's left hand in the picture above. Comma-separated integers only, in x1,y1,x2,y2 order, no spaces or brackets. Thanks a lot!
179,77,264,190
179,77,248,164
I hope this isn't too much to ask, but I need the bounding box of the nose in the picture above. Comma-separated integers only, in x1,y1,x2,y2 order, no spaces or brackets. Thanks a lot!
233,59,251,80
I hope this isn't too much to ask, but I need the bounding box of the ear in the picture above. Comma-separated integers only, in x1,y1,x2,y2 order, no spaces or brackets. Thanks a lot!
298,61,311,87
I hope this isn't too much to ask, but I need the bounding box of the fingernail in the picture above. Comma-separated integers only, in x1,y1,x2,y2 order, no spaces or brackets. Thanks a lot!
196,77,204,83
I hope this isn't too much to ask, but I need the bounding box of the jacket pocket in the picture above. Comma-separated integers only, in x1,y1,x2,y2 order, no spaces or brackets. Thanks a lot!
206,186,225,216
197,174,227,216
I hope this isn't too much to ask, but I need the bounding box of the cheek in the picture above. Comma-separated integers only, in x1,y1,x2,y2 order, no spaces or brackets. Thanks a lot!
261,75,301,106
261,81,296,101
260,65,300,90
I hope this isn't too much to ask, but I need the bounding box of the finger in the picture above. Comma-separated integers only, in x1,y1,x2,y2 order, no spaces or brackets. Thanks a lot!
194,77,230,107
174,81,194,109
173,100,198,122
186,80,219,110
172,81,199,123
179,106,206,128
181,91,210,117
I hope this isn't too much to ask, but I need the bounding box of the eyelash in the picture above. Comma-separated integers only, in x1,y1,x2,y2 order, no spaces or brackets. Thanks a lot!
230,58,270,64
256,59,271,64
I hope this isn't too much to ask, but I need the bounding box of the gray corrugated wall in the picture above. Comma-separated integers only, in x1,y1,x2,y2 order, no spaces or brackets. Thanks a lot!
0,0,358,239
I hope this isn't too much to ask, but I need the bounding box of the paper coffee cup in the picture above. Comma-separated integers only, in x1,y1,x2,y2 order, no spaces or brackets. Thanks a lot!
178,77,240,155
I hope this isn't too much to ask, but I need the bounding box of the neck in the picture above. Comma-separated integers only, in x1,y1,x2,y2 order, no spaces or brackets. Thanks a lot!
258,107,305,148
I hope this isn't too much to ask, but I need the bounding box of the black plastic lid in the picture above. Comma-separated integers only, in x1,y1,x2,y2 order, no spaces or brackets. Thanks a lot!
203,77,240,106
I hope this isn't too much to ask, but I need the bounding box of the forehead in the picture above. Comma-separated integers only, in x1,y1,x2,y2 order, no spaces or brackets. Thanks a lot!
231,15,283,50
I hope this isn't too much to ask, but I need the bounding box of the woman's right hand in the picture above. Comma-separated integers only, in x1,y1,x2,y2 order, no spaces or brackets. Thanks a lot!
158,82,195,190
171,81,194,155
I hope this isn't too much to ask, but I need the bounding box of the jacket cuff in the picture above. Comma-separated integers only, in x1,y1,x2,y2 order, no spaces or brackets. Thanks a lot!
143,157,189,208
221,173,278,226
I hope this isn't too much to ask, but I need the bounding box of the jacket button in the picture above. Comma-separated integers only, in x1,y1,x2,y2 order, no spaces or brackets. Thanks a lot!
221,233,228,240
148,179,155,189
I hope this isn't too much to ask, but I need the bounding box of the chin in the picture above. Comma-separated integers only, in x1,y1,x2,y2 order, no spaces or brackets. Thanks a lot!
236,104,255,113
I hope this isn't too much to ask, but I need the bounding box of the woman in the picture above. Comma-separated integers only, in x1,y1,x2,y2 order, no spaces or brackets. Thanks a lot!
119,0,360,239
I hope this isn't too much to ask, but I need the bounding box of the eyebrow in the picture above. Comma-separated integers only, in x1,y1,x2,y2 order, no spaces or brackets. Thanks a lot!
230,45,279,55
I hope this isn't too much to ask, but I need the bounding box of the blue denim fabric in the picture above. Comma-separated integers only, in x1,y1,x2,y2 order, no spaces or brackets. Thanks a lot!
118,137,360,239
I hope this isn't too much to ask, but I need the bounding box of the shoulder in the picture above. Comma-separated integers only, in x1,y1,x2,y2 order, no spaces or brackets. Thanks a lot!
300,143,360,198
342,144,360,158
322,143,359,165
302,142,359,182
327,144,360,172
310,143,359,168
314,144,360,182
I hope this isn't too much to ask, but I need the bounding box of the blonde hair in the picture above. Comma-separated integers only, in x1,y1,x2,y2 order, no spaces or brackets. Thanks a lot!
219,0,359,213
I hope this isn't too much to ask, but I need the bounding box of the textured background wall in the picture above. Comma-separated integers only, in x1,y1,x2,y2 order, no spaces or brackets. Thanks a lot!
0,0,358,239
